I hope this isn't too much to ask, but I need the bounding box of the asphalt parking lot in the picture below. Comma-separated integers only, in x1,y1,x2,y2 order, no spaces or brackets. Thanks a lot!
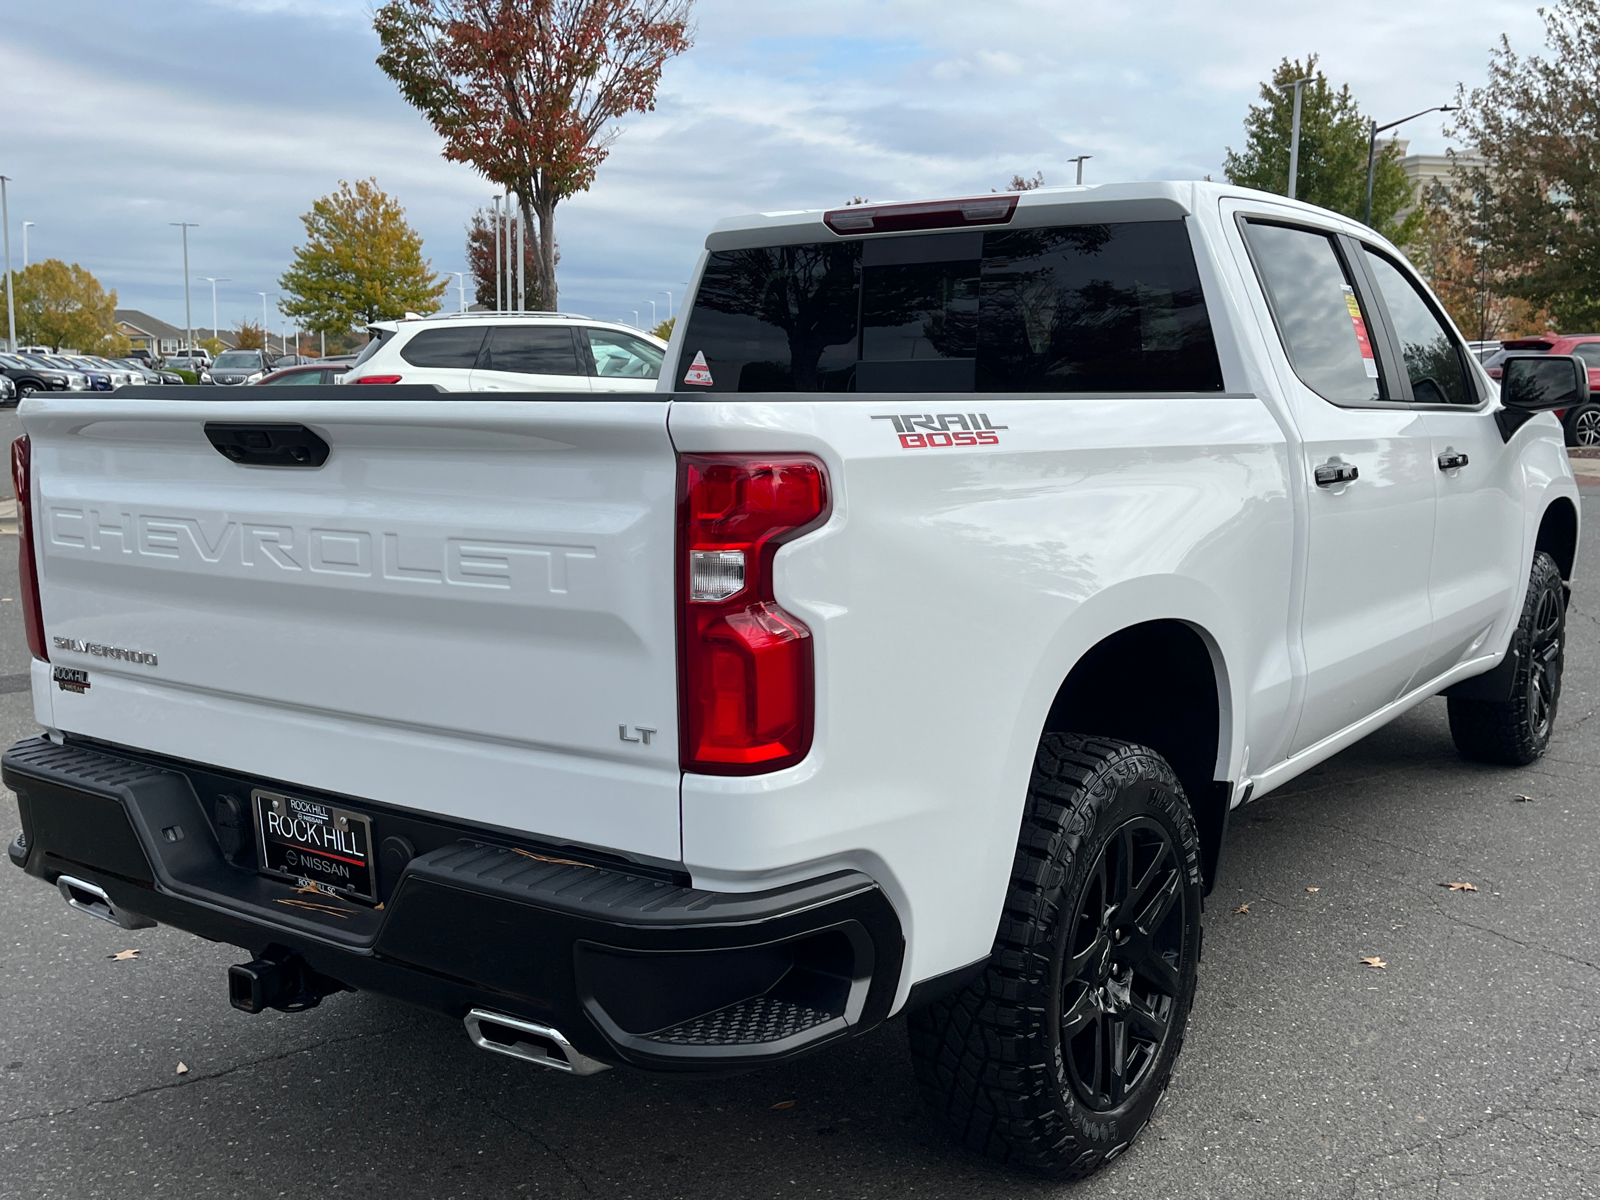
0,401,1594,1199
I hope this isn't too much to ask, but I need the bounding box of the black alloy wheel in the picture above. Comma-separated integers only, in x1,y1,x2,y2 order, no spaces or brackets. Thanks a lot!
909,735,1203,1179
1058,816,1187,1112
1525,577,1563,743
1448,550,1566,766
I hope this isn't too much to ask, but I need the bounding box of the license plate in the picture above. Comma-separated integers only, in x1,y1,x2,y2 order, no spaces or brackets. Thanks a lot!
254,789,376,903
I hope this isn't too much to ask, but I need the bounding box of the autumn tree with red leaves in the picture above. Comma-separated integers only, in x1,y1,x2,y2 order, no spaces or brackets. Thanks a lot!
465,205,549,308
375,0,693,310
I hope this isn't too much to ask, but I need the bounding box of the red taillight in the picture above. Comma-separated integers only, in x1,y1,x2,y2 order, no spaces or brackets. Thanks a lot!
353,374,403,384
678,454,829,774
11,436,47,662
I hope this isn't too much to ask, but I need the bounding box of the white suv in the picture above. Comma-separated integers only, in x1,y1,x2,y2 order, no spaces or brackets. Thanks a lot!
345,312,667,392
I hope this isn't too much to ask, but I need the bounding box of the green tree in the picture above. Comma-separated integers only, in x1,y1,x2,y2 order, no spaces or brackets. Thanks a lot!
649,316,674,341
1224,56,1421,246
279,179,446,334
1449,0,1600,329
13,259,124,353
198,336,226,357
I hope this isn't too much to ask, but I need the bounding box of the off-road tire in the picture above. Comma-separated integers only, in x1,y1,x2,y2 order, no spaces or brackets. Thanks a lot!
1448,550,1566,766
908,734,1203,1179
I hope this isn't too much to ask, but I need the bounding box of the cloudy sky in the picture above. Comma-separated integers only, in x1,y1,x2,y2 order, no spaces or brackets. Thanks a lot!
0,0,1549,336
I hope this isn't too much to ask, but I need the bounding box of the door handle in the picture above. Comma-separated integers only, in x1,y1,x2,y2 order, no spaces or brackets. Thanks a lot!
1314,461,1359,488
1437,450,1469,471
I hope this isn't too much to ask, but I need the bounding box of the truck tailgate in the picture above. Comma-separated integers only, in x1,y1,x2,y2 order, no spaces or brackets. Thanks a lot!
22,395,682,862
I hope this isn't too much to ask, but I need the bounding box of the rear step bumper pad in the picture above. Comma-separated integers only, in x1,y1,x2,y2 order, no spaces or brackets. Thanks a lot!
3,735,904,1071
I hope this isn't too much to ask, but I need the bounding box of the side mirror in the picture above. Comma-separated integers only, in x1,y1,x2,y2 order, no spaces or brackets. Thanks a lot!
1501,353,1589,411
1496,353,1589,440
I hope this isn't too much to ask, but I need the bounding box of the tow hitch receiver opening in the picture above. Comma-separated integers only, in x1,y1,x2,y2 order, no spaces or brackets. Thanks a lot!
463,1008,610,1076
56,874,156,930
228,955,343,1014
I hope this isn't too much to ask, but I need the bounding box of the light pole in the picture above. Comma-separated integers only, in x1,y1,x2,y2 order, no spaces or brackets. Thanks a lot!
258,292,270,348
631,310,639,329
21,222,33,268
450,271,467,312
492,196,502,311
1364,105,1457,226
515,205,525,312
1068,155,1092,185
200,277,230,339
171,223,198,350
0,176,14,353
659,290,673,321
1284,76,1313,200
646,300,657,327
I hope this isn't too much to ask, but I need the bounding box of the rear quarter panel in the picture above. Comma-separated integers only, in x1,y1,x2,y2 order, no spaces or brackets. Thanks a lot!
671,393,1294,1000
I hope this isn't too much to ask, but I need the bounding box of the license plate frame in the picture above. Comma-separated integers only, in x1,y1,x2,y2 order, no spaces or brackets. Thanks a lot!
253,788,377,903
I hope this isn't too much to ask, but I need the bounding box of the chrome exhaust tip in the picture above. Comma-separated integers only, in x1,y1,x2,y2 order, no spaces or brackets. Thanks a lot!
463,1008,609,1076
56,874,156,930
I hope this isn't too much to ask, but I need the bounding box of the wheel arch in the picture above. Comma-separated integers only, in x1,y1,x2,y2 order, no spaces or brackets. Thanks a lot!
1040,617,1233,893
1535,496,1578,581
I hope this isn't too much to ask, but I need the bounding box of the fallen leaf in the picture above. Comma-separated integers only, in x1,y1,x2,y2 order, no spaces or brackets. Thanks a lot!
1360,956,1387,969
1233,903,1250,915
770,1100,796,1111
108,949,141,961
511,847,596,869
1513,794,1534,803
1305,887,1320,893
1440,881,1479,892
175,1062,189,1076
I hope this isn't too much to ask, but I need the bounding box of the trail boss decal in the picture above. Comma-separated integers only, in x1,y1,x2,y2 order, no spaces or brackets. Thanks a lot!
871,413,1008,449
52,667,89,694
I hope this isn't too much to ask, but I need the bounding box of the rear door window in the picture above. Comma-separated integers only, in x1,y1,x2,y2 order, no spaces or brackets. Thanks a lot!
1573,343,1600,367
484,326,584,375
399,326,487,369
677,221,1222,393
1241,221,1384,405
1361,248,1474,406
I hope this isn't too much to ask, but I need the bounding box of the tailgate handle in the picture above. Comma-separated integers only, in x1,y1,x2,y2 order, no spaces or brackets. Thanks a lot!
205,423,329,468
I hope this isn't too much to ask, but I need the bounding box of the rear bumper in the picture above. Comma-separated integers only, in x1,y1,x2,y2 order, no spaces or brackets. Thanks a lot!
3,736,904,1072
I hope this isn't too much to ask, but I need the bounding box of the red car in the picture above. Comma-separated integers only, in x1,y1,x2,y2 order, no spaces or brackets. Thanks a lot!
1484,333,1600,446
253,363,351,387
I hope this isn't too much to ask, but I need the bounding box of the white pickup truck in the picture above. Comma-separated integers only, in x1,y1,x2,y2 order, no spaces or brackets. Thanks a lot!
5,182,1582,1180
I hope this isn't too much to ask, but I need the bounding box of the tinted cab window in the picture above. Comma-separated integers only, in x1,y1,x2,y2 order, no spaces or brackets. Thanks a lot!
677,220,1223,393
1241,221,1383,404
1362,248,1474,406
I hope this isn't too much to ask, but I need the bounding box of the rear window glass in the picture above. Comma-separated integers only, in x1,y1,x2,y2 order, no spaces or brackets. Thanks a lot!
399,326,485,369
676,220,1224,393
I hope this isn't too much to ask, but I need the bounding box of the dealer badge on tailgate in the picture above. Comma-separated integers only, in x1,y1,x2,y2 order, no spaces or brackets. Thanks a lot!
254,789,377,903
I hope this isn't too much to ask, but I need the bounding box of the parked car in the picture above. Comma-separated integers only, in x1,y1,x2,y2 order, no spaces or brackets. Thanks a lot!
254,363,352,386
164,351,212,375
343,312,666,392
1466,339,1501,363
125,348,159,367
202,349,273,386
70,357,137,390
52,357,114,391
110,358,163,386
3,182,1582,1183
19,354,89,392
269,354,317,371
1483,334,1600,445
0,373,14,406
0,353,72,398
